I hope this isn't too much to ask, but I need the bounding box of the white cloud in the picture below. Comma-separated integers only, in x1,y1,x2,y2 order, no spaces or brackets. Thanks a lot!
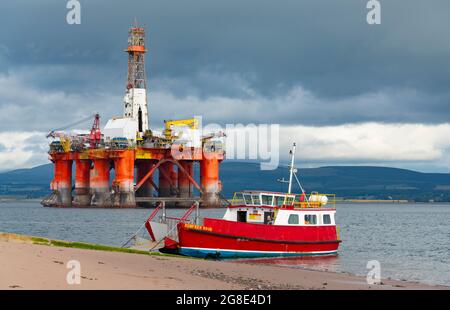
0,132,48,171
2,123,450,172
279,123,450,162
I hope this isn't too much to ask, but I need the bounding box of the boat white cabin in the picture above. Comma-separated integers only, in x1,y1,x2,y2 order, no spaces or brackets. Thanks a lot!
223,190,337,227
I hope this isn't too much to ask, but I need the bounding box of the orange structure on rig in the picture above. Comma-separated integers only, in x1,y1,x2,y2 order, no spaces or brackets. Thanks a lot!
42,23,224,208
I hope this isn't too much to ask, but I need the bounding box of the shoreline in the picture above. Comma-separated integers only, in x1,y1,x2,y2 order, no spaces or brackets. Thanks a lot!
3,198,450,205
0,232,447,290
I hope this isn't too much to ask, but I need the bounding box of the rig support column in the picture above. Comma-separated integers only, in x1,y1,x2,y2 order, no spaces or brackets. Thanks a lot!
200,157,221,208
51,159,73,207
113,150,136,208
158,161,172,197
170,166,178,196
73,160,91,207
90,159,111,207
178,161,193,206
136,160,154,205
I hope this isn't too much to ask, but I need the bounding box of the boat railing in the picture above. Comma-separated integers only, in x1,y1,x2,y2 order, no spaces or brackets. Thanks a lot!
164,217,204,241
230,197,245,205
230,192,244,205
150,201,200,224
147,202,163,222
159,202,201,241
164,217,180,241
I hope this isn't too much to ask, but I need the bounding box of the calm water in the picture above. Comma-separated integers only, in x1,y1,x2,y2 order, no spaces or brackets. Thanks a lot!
0,201,449,286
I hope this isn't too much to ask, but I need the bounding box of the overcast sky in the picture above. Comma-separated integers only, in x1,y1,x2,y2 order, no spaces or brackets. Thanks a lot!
1,0,450,172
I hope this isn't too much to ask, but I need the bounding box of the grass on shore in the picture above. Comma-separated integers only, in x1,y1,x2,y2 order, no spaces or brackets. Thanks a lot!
36,238,154,255
0,232,179,258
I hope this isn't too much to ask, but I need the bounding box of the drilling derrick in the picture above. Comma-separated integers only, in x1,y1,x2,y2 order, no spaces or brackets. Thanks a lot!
124,24,149,134
43,22,225,209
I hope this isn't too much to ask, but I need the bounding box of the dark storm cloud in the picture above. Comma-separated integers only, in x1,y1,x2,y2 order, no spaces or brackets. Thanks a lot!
0,0,450,130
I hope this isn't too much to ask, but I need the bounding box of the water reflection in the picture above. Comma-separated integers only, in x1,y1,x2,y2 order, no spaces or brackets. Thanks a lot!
233,254,340,272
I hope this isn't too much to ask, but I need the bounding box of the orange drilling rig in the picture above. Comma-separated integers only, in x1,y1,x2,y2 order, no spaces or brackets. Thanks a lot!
42,23,225,208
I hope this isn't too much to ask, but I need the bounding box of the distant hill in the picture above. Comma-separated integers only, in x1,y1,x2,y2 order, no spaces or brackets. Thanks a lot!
220,163,450,201
0,164,53,184
0,164,53,199
1,162,450,202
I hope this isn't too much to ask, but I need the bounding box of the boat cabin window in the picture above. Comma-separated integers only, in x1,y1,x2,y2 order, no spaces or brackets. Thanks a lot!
275,196,286,206
323,214,331,224
235,192,296,207
237,211,247,223
243,194,252,205
262,194,273,206
252,195,261,205
304,214,317,225
288,214,299,225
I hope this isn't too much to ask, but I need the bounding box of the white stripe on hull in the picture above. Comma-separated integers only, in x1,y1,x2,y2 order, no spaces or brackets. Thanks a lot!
181,246,337,255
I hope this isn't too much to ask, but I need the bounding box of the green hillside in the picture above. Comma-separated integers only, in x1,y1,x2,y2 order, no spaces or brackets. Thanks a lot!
1,162,449,202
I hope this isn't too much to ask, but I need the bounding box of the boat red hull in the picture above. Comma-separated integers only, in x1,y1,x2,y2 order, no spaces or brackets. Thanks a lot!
174,218,340,258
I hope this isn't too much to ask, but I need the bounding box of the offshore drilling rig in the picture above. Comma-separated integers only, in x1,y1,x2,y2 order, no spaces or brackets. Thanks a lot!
42,23,225,208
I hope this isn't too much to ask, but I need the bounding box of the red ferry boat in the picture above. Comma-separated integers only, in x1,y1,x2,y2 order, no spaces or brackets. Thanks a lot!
144,143,341,258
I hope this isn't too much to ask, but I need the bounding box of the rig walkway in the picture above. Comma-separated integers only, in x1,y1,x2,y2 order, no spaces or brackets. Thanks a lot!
135,197,202,203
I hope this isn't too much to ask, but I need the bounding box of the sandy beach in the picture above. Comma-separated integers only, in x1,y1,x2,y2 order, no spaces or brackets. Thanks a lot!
0,235,446,290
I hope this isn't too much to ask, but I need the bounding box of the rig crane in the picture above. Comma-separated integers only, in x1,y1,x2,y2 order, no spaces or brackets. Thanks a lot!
163,118,199,141
46,113,102,151
89,113,102,148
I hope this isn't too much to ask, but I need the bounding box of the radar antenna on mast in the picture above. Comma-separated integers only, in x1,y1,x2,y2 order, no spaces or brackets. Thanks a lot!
287,142,312,208
288,142,296,194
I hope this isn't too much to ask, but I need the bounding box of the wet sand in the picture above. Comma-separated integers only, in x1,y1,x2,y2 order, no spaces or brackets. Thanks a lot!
0,238,446,290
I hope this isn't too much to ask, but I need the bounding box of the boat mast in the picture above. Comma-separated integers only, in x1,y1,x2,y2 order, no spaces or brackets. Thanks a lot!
288,142,296,194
